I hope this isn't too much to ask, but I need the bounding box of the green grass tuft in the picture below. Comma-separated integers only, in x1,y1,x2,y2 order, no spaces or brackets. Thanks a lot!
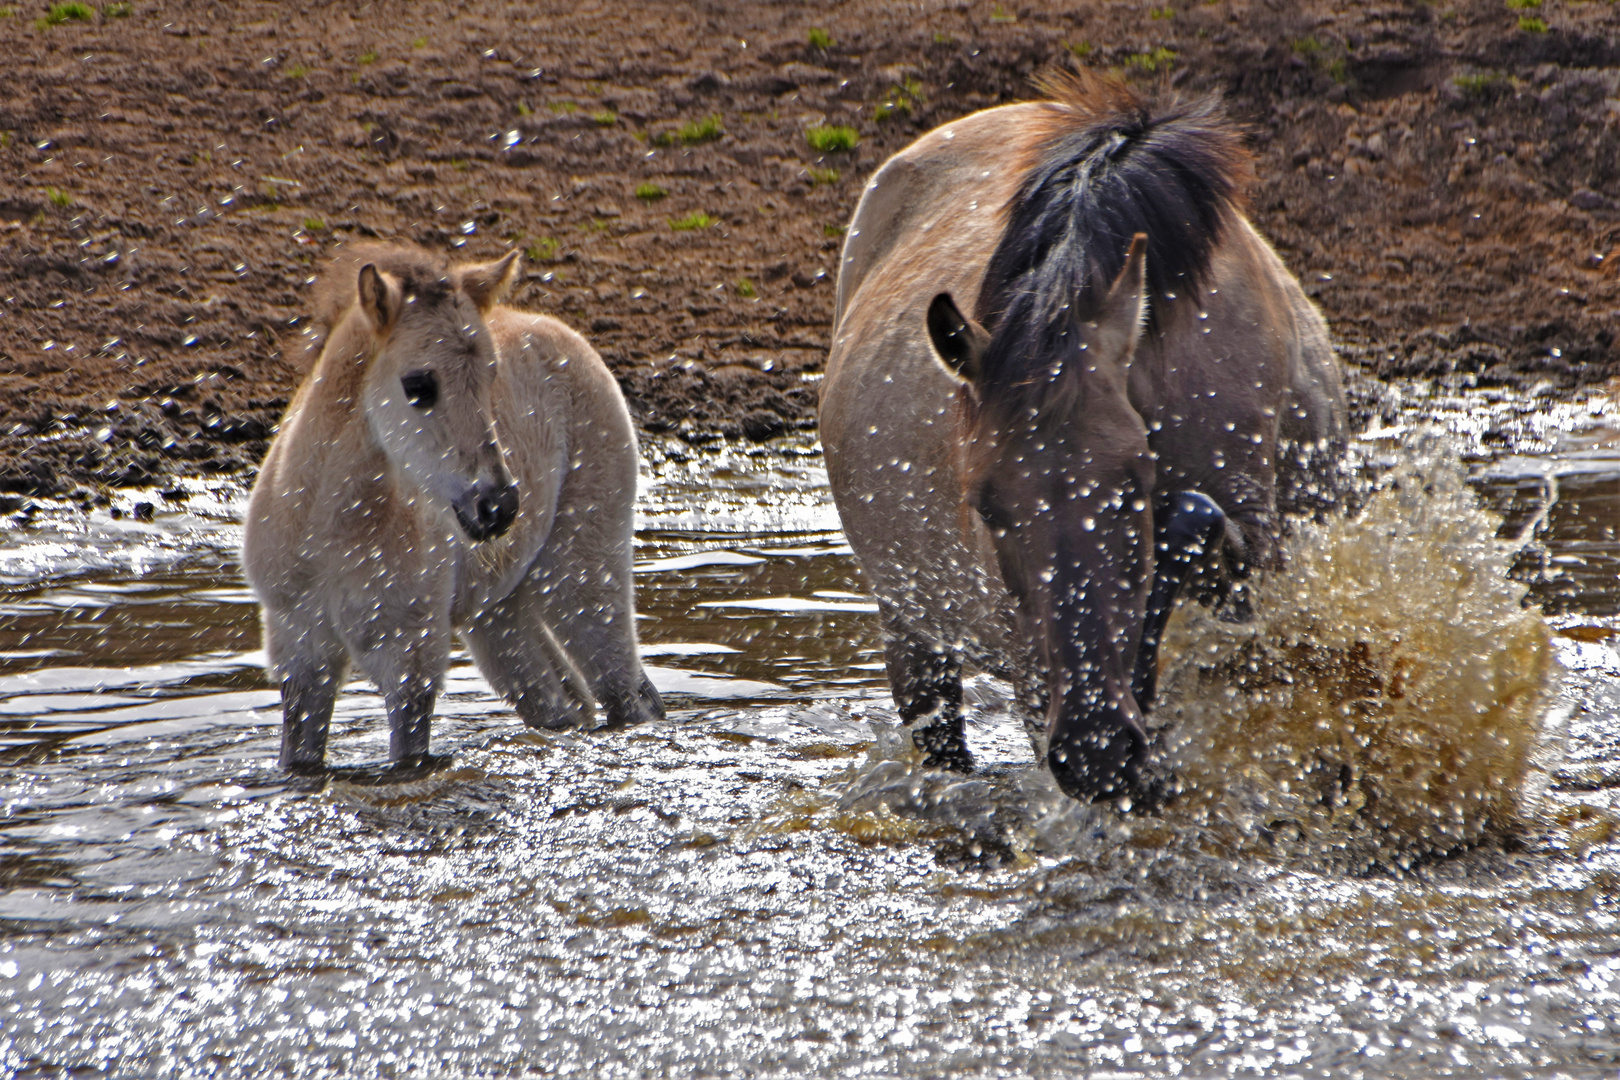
805,124,858,152
635,182,667,201
735,277,757,298
807,27,832,49
36,1,93,27
1065,40,1093,59
547,101,578,114
823,223,847,238
807,166,840,185
284,63,311,79
411,36,428,49
358,50,377,65
302,217,325,232
526,237,560,262
1505,0,1542,8
516,102,532,117
103,2,131,16
1125,47,1177,75
657,114,724,146
1149,6,1174,18
1453,71,1509,99
670,211,715,231
591,108,618,127
989,4,1017,23
45,187,71,207
1517,15,1547,32
875,76,925,122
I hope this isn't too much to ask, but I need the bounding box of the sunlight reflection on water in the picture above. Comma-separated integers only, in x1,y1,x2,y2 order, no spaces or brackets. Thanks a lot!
2,392,1619,1077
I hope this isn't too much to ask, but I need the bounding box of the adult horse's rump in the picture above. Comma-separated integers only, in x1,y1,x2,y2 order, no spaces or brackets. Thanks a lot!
821,76,1346,802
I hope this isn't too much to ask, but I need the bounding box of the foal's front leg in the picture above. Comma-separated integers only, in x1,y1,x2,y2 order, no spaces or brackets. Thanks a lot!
265,609,344,772
385,676,438,763
280,663,340,772
356,617,450,766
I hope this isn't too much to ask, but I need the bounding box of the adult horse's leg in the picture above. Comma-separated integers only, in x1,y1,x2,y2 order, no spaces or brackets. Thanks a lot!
464,586,596,730
1131,491,1225,712
880,605,971,772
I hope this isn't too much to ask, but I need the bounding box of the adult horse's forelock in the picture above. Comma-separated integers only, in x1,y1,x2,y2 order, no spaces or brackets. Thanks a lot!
971,73,1249,412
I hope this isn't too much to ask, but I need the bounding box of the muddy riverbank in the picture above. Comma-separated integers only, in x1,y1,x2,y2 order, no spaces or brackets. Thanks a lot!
4,0,1620,500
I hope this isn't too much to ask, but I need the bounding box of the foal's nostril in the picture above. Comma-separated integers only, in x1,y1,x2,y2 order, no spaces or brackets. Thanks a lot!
476,483,519,537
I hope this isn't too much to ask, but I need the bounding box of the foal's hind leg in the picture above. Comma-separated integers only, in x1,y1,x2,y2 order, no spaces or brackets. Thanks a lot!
463,588,595,731
530,524,663,731
880,605,970,773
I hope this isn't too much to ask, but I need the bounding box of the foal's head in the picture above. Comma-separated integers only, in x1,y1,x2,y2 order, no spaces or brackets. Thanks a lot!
343,248,522,541
930,238,1154,802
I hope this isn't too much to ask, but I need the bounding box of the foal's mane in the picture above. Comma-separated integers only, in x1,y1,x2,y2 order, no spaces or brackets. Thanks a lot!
303,243,455,364
971,72,1250,425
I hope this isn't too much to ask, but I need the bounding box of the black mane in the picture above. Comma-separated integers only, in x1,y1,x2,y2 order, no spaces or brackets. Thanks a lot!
973,78,1247,416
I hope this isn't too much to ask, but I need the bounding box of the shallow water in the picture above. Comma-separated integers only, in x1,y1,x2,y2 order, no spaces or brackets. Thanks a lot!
2,387,1619,1078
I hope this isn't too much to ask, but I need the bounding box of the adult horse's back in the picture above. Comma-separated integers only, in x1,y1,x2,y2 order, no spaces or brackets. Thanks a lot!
822,76,1346,802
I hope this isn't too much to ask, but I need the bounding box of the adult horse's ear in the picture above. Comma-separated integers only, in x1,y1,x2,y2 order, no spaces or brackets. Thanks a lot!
926,293,991,384
458,249,522,312
357,263,402,334
1087,233,1149,372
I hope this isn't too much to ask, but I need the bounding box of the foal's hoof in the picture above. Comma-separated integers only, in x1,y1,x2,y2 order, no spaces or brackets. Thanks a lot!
913,722,974,774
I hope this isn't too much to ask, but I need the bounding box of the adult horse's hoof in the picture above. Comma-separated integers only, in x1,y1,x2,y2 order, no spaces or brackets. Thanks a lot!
913,716,974,774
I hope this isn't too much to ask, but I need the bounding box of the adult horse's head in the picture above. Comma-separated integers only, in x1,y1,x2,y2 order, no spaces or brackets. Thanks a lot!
925,79,1245,802
339,247,522,542
929,240,1155,802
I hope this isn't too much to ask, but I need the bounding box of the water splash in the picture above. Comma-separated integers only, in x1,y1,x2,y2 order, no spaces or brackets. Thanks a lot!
1154,431,1554,859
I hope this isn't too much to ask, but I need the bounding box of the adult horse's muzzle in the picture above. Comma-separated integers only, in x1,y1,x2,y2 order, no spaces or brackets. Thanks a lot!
453,480,519,542
1046,491,1226,805
1047,703,1146,802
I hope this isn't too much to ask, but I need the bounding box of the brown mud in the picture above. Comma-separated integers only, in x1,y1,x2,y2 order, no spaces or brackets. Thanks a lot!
3,0,1620,501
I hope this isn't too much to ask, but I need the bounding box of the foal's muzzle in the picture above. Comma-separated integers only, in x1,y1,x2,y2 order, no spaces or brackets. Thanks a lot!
454,481,519,541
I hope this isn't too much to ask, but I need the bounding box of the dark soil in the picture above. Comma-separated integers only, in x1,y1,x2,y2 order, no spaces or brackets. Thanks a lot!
3,0,1620,500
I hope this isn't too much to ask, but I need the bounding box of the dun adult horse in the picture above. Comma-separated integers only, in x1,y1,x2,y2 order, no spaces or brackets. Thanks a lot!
244,245,663,771
822,76,1347,802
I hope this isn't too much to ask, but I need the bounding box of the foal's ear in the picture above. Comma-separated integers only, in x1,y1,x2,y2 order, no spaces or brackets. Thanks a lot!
926,293,991,384
457,249,522,312
356,264,402,334
1087,233,1149,370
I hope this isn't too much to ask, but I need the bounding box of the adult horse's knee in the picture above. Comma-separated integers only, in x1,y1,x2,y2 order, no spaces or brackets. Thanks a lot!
1045,708,1146,803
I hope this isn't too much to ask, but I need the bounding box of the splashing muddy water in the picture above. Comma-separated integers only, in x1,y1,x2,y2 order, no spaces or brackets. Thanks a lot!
2,388,1619,1077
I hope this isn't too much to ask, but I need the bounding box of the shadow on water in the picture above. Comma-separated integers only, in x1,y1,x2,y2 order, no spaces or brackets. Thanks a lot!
1,387,1619,1076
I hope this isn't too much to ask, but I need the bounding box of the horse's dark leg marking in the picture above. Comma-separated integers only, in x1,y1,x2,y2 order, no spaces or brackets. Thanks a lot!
880,606,971,772
279,664,340,773
1132,491,1226,712
386,679,436,764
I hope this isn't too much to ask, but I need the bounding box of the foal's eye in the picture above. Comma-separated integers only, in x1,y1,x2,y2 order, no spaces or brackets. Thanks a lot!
400,371,438,409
